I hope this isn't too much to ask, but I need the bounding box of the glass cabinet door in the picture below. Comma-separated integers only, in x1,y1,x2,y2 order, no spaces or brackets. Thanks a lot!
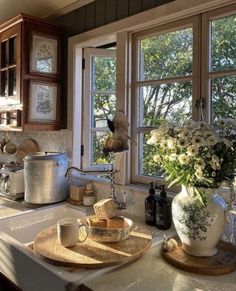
0,29,18,104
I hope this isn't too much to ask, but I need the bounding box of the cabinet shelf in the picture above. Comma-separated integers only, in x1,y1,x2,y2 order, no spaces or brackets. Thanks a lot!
1,64,16,70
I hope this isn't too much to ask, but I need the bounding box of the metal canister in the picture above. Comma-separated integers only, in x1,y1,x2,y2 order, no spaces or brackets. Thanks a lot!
24,152,68,204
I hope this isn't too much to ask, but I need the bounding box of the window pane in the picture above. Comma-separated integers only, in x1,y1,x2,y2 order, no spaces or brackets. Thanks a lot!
139,82,192,127
93,56,116,91
91,131,113,165
139,28,193,81
138,132,164,177
92,94,116,127
211,14,236,72
211,75,236,123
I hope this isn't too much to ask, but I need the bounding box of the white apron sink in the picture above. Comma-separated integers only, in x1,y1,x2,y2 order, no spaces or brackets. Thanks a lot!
0,203,103,291
0,203,86,244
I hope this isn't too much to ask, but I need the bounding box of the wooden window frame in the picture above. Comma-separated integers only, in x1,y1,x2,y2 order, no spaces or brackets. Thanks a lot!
202,3,236,122
131,16,200,185
82,48,116,171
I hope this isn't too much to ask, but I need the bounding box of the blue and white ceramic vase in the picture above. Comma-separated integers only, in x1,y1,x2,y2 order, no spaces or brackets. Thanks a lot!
172,185,227,257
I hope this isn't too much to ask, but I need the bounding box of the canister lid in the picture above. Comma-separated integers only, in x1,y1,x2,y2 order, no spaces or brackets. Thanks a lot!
23,152,68,161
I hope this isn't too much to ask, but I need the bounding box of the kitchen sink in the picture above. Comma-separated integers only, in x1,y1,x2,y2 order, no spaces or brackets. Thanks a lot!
0,203,103,291
0,202,86,244
0,203,168,291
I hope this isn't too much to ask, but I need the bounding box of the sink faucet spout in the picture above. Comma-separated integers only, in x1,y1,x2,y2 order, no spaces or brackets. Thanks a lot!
65,165,126,209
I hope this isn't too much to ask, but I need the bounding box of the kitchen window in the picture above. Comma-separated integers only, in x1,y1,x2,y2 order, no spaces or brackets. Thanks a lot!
76,3,236,186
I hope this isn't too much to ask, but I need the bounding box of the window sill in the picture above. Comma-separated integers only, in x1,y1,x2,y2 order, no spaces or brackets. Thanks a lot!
67,172,178,198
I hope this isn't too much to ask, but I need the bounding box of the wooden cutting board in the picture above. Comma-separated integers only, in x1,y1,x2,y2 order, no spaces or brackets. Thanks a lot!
33,225,152,269
16,139,40,164
162,240,236,275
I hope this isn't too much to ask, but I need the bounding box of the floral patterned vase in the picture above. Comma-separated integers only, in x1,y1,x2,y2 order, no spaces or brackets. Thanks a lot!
172,186,227,257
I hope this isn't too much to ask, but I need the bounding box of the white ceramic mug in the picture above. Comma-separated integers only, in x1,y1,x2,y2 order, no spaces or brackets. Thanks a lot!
57,218,88,247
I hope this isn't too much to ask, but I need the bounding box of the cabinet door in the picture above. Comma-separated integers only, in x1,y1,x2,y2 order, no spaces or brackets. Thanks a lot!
21,20,63,131
0,24,21,105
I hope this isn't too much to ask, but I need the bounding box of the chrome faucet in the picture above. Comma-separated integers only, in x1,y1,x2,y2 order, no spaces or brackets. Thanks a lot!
65,164,127,209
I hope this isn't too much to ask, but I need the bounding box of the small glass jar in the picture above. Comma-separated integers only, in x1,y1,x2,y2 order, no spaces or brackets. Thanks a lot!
83,184,96,206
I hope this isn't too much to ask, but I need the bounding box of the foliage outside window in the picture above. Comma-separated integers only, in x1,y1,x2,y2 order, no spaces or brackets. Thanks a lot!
210,14,236,123
133,26,193,178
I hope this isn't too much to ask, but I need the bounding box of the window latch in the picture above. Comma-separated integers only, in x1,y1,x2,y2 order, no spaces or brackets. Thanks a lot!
81,145,84,156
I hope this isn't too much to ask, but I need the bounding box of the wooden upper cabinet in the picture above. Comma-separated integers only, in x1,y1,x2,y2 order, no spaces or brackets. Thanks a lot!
0,14,64,131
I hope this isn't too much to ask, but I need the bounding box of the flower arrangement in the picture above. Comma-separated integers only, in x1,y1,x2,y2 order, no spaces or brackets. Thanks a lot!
147,119,236,204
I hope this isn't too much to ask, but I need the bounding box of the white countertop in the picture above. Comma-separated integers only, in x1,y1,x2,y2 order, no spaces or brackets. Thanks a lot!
85,242,236,291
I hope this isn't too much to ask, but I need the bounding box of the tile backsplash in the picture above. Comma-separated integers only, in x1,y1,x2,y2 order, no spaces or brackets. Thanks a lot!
0,130,68,164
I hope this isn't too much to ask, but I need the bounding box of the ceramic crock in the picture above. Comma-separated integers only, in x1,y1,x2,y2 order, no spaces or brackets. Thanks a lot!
172,185,227,257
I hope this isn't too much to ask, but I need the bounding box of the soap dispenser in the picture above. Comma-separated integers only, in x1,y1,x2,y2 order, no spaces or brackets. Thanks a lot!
145,182,157,226
156,185,172,230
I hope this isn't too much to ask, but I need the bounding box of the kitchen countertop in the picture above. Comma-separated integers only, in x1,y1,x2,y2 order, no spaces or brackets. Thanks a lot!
85,242,236,291
1,197,236,291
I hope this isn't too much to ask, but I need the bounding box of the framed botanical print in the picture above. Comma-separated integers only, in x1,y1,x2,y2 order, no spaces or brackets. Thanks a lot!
31,34,58,74
28,81,59,123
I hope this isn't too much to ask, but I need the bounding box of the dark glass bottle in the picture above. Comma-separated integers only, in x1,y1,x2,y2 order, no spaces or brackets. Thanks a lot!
156,185,172,230
145,182,157,226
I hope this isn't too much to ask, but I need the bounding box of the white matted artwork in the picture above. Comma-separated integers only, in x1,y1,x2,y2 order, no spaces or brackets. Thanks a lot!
29,81,58,122
31,34,57,74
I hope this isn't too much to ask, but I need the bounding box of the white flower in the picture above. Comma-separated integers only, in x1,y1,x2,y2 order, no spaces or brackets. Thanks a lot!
153,154,162,164
178,138,188,148
218,119,226,129
202,130,214,137
178,154,190,165
178,130,190,139
147,135,158,145
194,160,206,170
192,135,204,146
212,155,220,163
210,160,221,171
167,137,176,149
198,122,212,131
195,169,204,179
160,140,167,148
194,130,205,137
187,145,199,156
206,135,219,146
210,155,221,170
150,129,162,138
151,123,172,136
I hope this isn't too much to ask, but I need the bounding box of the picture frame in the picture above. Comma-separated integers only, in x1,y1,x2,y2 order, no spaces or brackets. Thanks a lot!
28,81,59,123
31,34,58,75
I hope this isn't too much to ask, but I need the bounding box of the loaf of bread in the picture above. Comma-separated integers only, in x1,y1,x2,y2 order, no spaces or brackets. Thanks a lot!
93,198,117,220
87,216,107,228
107,216,127,228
